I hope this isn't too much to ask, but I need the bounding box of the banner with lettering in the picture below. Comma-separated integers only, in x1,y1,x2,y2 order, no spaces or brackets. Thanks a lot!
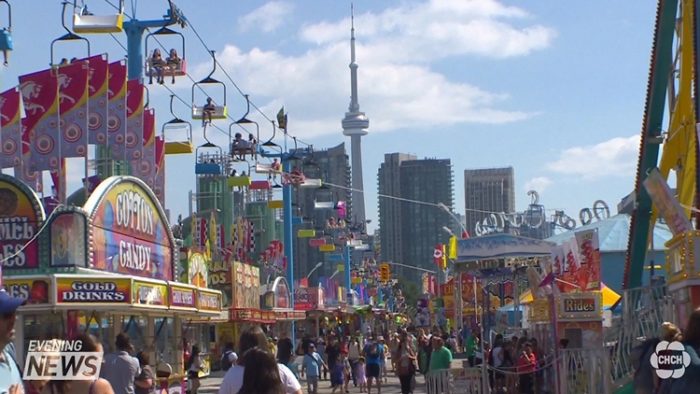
55,277,131,304
0,87,21,169
107,60,127,161
557,239,581,293
19,68,60,171
0,174,45,270
154,136,165,206
125,79,144,167
574,229,602,291
132,108,155,184
85,177,174,281
57,60,89,158
85,54,109,145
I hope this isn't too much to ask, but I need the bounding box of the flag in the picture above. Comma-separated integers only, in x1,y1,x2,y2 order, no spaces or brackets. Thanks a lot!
276,107,287,129
133,107,155,184
107,60,127,161
538,272,555,287
433,243,447,270
84,54,109,145
19,68,60,171
0,87,22,169
125,79,144,167
448,235,458,260
154,136,165,206
57,60,89,158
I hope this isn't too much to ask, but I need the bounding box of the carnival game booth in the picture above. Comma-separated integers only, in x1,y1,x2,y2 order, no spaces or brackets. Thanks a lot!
1,175,223,394
261,276,306,339
452,234,556,392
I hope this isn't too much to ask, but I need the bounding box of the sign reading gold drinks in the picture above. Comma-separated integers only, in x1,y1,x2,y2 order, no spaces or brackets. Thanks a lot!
83,176,175,280
56,277,131,304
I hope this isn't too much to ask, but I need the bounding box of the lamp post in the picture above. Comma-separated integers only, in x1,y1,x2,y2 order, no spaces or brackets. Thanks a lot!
306,262,324,280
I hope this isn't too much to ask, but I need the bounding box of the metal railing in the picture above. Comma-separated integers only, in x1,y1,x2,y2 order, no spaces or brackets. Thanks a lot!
426,368,484,394
606,285,674,391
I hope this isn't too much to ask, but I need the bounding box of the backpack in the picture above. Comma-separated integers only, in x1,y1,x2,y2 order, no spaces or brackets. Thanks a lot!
368,343,379,358
221,350,234,371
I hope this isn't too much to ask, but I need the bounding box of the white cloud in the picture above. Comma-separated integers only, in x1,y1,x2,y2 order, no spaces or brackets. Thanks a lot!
546,135,640,180
238,1,294,33
524,176,552,193
198,0,554,138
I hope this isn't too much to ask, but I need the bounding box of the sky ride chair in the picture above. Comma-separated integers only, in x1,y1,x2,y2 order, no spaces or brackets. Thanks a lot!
52,2,91,66
145,26,186,85
194,124,223,176
0,0,12,66
162,95,193,154
72,0,124,34
192,50,227,121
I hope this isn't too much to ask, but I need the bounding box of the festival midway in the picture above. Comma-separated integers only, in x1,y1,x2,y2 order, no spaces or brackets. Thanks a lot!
0,1,697,394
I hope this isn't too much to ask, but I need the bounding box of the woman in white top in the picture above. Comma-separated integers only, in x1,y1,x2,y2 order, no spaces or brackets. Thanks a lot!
218,326,302,394
187,345,204,394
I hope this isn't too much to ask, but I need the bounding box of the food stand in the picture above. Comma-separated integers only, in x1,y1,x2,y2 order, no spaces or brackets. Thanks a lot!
1,175,223,394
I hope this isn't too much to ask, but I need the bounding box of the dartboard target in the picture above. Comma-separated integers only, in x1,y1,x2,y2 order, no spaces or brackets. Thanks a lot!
3,139,17,155
35,135,55,155
89,112,103,130
63,123,83,143
132,150,142,160
125,132,136,147
107,115,120,132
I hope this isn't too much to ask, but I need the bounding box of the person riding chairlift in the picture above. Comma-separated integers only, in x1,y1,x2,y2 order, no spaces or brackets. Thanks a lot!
231,132,252,160
202,97,216,126
166,48,181,84
149,49,166,85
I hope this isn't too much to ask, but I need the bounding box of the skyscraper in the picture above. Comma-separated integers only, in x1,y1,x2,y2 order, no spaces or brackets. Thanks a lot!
378,155,454,281
341,6,369,231
293,143,351,282
464,167,515,237
378,153,417,266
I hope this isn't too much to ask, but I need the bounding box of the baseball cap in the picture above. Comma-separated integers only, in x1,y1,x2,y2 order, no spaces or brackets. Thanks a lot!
0,290,26,315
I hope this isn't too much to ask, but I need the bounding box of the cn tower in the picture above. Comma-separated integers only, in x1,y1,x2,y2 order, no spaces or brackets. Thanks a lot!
342,5,369,230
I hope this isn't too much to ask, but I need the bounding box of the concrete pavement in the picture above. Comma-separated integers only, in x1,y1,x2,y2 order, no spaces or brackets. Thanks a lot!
199,358,468,394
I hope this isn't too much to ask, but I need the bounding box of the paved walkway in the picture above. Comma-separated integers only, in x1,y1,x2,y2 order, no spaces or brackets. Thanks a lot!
200,358,467,394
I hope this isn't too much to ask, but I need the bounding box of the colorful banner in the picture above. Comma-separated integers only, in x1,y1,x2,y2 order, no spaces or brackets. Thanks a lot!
169,285,196,309
293,287,323,311
13,157,42,194
187,251,208,288
2,278,50,304
197,289,223,312
0,87,21,169
56,277,131,304
133,108,156,184
85,54,109,145
154,136,165,206
19,68,60,171
85,177,173,280
57,60,89,158
50,212,87,267
573,229,602,291
107,60,127,161
125,80,144,164
644,168,693,235
0,175,45,269
231,262,260,309
132,280,168,307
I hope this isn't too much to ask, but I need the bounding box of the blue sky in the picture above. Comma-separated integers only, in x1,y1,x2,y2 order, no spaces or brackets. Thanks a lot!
1,1,657,234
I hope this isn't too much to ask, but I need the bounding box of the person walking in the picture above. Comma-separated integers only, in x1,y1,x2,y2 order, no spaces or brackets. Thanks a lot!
301,343,326,394
236,348,285,394
363,336,385,394
0,291,25,394
396,332,417,394
101,333,140,394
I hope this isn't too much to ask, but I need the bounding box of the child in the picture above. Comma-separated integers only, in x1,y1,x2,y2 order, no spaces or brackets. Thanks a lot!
342,352,352,394
331,353,345,393
356,357,367,393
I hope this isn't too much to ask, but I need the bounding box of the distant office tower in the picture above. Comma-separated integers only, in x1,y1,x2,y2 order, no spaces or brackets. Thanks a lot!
378,153,417,267
464,167,515,237
378,155,454,281
293,143,351,282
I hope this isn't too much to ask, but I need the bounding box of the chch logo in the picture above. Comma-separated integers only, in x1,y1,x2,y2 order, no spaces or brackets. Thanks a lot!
650,340,691,379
